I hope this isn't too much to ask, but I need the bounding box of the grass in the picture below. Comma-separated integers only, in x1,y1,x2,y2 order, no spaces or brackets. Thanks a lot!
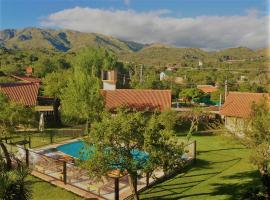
29,176,83,200
140,133,260,200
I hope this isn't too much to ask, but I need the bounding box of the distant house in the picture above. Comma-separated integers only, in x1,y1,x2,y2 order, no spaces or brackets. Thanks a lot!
0,82,39,106
220,92,269,135
160,72,167,81
197,85,218,94
102,70,171,111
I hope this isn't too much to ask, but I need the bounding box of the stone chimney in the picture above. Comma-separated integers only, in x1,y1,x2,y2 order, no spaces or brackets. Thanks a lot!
102,69,117,90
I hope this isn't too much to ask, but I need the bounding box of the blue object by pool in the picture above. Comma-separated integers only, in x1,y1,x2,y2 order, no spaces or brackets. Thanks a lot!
57,141,149,165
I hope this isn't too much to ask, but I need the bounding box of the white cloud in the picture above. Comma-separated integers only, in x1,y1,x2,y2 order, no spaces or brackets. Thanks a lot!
41,7,270,50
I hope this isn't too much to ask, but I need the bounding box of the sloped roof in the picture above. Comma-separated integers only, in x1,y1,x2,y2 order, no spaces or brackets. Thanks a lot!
101,89,171,111
0,82,39,106
197,85,218,93
220,92,269,118
11,75,41,84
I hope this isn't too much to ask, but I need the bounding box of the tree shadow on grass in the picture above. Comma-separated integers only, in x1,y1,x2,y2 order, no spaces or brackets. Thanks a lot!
210,170,261,200
140,157,244,200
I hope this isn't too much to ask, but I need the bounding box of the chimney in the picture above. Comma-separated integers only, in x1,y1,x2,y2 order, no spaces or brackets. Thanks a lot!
102,69,117,90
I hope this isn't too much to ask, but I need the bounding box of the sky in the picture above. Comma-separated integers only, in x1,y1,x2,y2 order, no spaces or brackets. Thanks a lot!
0,0,269,50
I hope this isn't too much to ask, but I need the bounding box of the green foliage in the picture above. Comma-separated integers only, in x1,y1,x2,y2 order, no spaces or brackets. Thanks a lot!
60,48,108,125
0,160,32,200
243,99,270,197
42,70,71,98
179,88,206,102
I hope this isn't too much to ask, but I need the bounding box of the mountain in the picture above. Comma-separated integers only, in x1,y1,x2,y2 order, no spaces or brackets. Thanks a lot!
0,28,145,53
0,28,268,67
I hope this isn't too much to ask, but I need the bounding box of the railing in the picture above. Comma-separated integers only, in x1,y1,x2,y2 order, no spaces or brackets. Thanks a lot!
1,140,197,200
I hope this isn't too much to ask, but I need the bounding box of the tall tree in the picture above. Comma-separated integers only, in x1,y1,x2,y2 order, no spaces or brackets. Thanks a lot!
83,109,185,200
243,99,270,198
60,48,116,128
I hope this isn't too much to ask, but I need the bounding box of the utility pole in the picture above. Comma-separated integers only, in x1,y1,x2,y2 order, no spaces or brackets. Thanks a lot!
123,74,126,85
219,93,222,111
225,79,228,100
140,64,143,83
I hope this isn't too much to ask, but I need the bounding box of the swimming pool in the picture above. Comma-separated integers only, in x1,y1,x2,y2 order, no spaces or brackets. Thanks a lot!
57,140,149,164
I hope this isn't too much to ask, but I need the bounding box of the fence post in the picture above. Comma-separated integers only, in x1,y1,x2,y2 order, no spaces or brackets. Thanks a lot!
50,130,53,144
25,149,29,167
63,161,67,184
146,172,150,186
28,136,32,149
114,177,119,200
193,140,197,163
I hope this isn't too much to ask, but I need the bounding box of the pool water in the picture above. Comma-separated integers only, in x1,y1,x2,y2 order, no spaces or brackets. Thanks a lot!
57,140,149,164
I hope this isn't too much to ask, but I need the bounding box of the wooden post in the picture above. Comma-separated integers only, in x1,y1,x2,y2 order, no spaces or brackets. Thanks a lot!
25,149,29,167
114,178,119,200
63,161,67,184
134,174,137,193
194,140,197,163
28,136,32,149
146,172,150,186
50,131,53,144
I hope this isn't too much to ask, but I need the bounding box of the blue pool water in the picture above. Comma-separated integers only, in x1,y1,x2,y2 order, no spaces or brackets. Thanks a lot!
57,141,149,165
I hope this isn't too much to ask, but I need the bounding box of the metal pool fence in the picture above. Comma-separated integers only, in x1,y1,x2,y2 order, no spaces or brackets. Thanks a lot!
1,140,197,200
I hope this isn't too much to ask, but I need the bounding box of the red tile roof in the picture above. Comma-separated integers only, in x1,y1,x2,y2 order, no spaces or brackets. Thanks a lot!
0,82,39,106
220,92,269,118
197,85,218,93
101,89,171,111
11,75,41,84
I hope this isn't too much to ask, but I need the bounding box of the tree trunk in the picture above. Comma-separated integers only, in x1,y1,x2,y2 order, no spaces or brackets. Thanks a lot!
53,98,61,126
128,174,139,200
260,166,270,199
0,141,12,170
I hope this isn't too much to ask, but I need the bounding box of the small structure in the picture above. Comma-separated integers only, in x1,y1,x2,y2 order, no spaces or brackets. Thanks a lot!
102,69,117,90
220,92,269,135
198,60,203,67
25,66,33,76
160,71,167,81
197,85,218,94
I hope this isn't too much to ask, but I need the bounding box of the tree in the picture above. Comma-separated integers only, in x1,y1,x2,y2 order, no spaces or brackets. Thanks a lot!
82,109,146,200
43,70,71,125
0,157,32,200
82,109,185,200
0,94,35,170
179,88,206,103
60,48,116,127
242,99,270,198
144,111,185,176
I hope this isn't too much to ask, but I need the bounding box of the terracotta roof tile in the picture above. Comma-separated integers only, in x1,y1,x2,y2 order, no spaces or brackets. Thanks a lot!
0,82,39,106
220,92,269,118
101,89,171,111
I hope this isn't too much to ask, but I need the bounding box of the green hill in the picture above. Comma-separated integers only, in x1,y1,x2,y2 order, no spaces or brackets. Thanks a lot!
0,28,145,53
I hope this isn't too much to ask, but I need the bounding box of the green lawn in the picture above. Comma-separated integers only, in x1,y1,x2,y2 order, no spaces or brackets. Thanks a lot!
29,176,83,200
140,133,260,200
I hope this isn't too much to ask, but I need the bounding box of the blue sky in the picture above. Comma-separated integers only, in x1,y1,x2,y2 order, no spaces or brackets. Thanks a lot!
0,0,269,49
1,0,268,29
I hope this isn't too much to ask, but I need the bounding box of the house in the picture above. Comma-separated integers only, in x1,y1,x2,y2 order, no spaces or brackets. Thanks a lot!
102,70,171,111
220,92,269,135
0,82,39,106
197,85,218,94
